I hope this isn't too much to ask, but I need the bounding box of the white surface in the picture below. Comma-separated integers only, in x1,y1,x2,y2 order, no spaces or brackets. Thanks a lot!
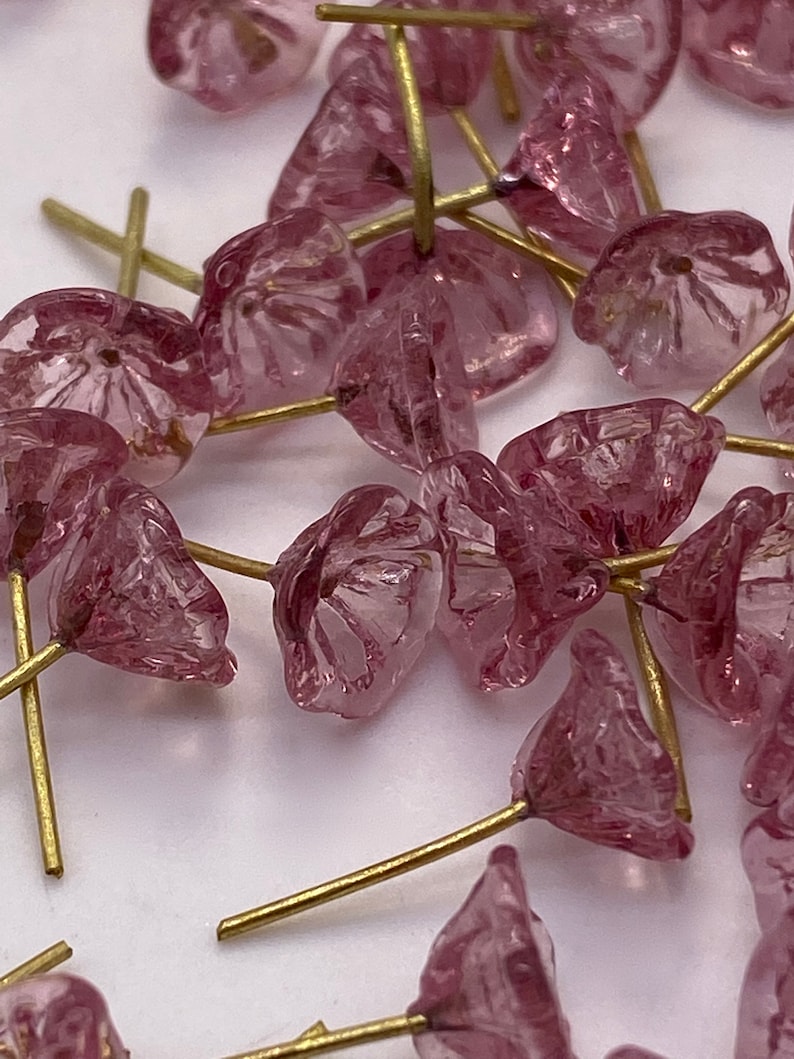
0,4,792,1057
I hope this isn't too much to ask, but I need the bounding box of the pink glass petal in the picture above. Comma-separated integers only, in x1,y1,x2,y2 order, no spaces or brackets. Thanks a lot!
573,210,790,389
147,0,326,113
511,629,694,860
362,227,558,399
760,339,794,482
0,973,127,1059
419,452,608,691
0,287,214,487
497,67,641,262
497,399,725,555
685,0,794,110
328,0,496,116
268,58,412,225
0,408,128,580
266,485,444,719
194,209,367,415
647,487,782,725
408,845,576,1059
734,907,794,1057
330,280,478,473
741,786,794,931
49,477,236,686
511,0,683,130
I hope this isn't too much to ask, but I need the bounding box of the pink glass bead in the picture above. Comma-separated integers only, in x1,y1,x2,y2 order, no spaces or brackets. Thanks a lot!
0,973,127,1059
0,287,214,487
268,59,411,225
511,629,694,860
573,210,790,389
760,340,794,481
408,845,575,1059
147,0,326,114
497,68,641,263
511,0,682,130
267,485,444,719
734,907,794,1058
741,787,794,931
647,487,783,726
497,399,725,555
330,280,478,473
50,477,236,686
0,408,128,580
419,452,608,691
328,0,496,116
605,1050,670,1059
685,0,794,110
362,227,558,399
194,209,367,415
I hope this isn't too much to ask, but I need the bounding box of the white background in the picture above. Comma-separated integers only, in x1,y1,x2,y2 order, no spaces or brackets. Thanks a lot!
1,3,793,1057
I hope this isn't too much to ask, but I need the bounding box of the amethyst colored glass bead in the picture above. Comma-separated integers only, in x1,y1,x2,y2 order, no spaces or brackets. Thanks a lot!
330,279,478,473
268,58,412,225
0,973,128,1059
760,340,794,481
328,0,496,116
741,786,794,931
50,477,237,686
0,407,128,580
419,452,608,691
572,210,790,389
497,68,641,263
147,0,326,114
605,1050,670,1059
685,0,794,110
497,399,725,555
0,287,214,487
510,0,683,130
267,484,444,719
511,629,694,860
362,227,558,399
408,845,575,1059
194,209,367,415
734,907,794,1058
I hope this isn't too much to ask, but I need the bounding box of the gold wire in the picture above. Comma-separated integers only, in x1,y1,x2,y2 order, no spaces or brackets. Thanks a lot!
607,576,649,597
691,308,794,414
184,540,273,580
0,940,73,987
116,187,150,299
315,4,537,30
346,182,495,246
386,26,434,254
602,544,678,576
218,1014,428,1059
622,130,662,214
207,394,338,436
491,39,521,123
725,433,794,460
624,596,692,822
9,571,63,877
0,642,69,703
217,800,528,940
452,211,587,286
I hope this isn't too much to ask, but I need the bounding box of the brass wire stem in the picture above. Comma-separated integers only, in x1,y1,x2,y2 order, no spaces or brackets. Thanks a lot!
9,571,63,877
207,394,338,436
452,211,587,286
217,799,529,939
117,187,150,298
316,4,538,30
491,40,521,123
0,642,69,703
622,130,662,214
608,575,649,597
691,307,794,414
602,543,678,576
41,200,203,294
449,107,579,300
0,940,73,987
346,182,495,246
386,26,434,254
219,1013,428,1059
184,540,273,580
624,596,692,822
725,433,794,459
